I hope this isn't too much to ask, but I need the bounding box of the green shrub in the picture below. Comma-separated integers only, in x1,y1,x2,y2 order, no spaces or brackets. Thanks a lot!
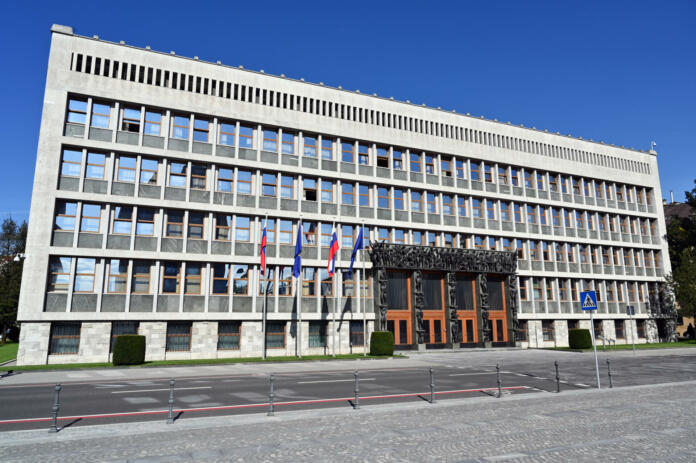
568,328,593,349
369,331,394,356
112,335,146,365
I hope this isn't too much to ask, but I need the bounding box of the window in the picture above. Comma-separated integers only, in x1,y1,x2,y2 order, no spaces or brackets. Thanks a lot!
519,278,528,300
193,118,209,142
112,206,133,235
304,136,317,157
559,280,568,301
166,322,192,352
166,210,184,237
456,160,465,178
425,155,435,174
302,268,316,296
303,178,317,201
539,207,548,225
74,258,96,292
484,164,493,183
411,191,423,212
309,322,327,347
217,168,234,192
377,187,390,209
536,172,545,190
542,321,555,341
48,256,71,292
393,150,403,169
162,262,181,293
342,183,355,205
172,115,189,139
321,138,334,160
426,193,437,213
121,107,140,132
321,180,333,202
55,201,77,230
377,147,389,168
510,168,520,187
456,196,467,217
500,202,510,221
342,142,354,163
471,162,481,181
394,189,405,209
524,171,533,189
235,216,251,242
498,166,508,184
91,102,111,128
49,323,81,355
358,144,369,165
303,221,316,246
86,152,105,179
136,208,155,235
281,175,294,199
442,195,453,215
115,156,136,183
350,321,364,346
593,320,603,338
514,204,522,223
282,132,295,155
111,322,139,352
131,260,151,293
637,320,646,338
140,159,158,184
61,149,82,177
486,200,495,219
239,125,254,148
410,152,421,172
441,159,452,177
394,229,406,244
80,204,101,232
515,239,525,259
265,321,286,348
67,98,87,125
233,265,249,295
144,111,162,136
278,266,293,296
219,122,236,146
550,174,559,192
545,279,554,300
529,241,539,260
532,278,542,300
262,173,277,196
576,212,585,229
169,162,186,188
237,170,252,195
217,322,241,350
106,259,128,293
185,263,202,294
190,164,206,190
563,210,571,228
278,220,292,244
413,231,424,246
188,212,204,239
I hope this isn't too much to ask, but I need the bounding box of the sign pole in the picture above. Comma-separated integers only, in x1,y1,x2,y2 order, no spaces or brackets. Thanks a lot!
262,214,268,360
628,306,636,355
361,223,367,357
589,310,601,389
332,220,337,358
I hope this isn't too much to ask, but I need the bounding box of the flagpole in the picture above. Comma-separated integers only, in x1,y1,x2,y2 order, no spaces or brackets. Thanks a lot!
362,222,367,357
262,214,268,361
297,216,302,359
332,220,337,358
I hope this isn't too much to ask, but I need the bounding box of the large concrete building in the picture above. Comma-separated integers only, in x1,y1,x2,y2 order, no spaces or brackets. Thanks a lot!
17,25,676,365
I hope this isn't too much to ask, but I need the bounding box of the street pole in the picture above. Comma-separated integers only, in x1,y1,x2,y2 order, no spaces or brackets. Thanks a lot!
297,217,302,359
262,214,268,361
589,310,601,389
629,306,636,355
361,223,367,357
332,221,337,358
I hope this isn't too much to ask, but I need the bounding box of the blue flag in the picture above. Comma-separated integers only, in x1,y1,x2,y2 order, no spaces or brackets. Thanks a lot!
293,221,303,278
346,226,364,278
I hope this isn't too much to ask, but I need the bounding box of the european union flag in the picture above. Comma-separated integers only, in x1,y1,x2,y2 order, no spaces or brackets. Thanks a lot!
293,220,302,278
346,226,363,278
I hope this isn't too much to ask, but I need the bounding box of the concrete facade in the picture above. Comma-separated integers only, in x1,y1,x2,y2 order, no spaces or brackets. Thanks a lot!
17,25,671,364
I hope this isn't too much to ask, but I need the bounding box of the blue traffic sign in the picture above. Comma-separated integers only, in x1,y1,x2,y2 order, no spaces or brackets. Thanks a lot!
580,291,597,311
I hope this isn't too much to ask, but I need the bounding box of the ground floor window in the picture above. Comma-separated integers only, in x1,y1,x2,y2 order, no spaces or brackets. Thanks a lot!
495,319,504,342
542,320,555,341
517,320,528,342
349,321,364,346
568,320,579,331
593,320,603,338
217,321,241,350
266,321,286,348
110,321,139,352
615,320,625,339
308,321,327,348
636,320,646,338
166,322,192,352
49,322,81,355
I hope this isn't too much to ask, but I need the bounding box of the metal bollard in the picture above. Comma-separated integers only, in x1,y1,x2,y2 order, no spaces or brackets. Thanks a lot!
268,374,275,416
429,367,435,404
555,360,561,393
167,378,175,424
48,383,62,433
353,370,360,409
607,359,613,388
496,363,502,398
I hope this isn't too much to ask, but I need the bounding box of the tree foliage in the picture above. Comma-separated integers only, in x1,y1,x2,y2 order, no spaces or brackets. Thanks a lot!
665,180,696,320
0,217,27,342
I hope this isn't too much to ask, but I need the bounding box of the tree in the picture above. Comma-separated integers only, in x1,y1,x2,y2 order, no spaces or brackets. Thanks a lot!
665,180,696,323
0,217,27,343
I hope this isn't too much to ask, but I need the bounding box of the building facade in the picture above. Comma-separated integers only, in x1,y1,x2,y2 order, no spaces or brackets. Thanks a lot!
17,25,675,365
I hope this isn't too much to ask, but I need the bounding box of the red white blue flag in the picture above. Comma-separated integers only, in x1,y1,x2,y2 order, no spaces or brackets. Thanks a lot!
260,223,267,276
327,228,339,276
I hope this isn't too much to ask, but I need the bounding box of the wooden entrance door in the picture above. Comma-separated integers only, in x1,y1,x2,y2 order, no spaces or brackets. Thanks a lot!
386,271,412,347
422,272,446,345
455,273,478,344
488,276,508,344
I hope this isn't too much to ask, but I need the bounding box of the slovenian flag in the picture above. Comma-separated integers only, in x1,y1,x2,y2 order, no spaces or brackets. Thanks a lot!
327,228,339,276
260,222,267,276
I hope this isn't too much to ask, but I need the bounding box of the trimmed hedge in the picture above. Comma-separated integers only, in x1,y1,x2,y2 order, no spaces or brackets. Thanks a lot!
568,328,593,349
369,331,394,356
113,335,146,365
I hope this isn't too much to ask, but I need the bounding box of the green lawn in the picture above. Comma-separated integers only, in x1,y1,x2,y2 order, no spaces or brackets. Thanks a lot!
1,352,404,372
0,342,19,363
547,340,696,352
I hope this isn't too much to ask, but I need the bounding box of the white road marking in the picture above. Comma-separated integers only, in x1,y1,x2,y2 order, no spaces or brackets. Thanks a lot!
448,372,495,376
298,378,376,384
576,383,590,387
112,386,212,394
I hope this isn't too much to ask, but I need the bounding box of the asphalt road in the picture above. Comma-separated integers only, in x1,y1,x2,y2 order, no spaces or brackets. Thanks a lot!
2,349,696,432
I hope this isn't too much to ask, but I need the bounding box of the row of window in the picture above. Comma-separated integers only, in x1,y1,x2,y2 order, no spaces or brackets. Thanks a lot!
49,320,364,355
519,277,655,304
518,319,646,342
48,257,371,297
67,59,651,175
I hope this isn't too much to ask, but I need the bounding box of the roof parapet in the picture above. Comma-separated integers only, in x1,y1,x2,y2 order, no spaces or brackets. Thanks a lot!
51,24,73,35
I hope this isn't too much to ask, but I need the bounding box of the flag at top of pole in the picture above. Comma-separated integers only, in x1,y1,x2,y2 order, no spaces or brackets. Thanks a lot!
293,220,303,278
260,220,267,276
346,225,363,278
327,227,339,277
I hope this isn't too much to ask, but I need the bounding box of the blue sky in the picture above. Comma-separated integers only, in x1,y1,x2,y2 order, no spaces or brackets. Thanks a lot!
1,0,694,224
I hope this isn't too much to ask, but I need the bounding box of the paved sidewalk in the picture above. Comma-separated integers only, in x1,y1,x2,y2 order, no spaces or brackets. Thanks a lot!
1,380,695,462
